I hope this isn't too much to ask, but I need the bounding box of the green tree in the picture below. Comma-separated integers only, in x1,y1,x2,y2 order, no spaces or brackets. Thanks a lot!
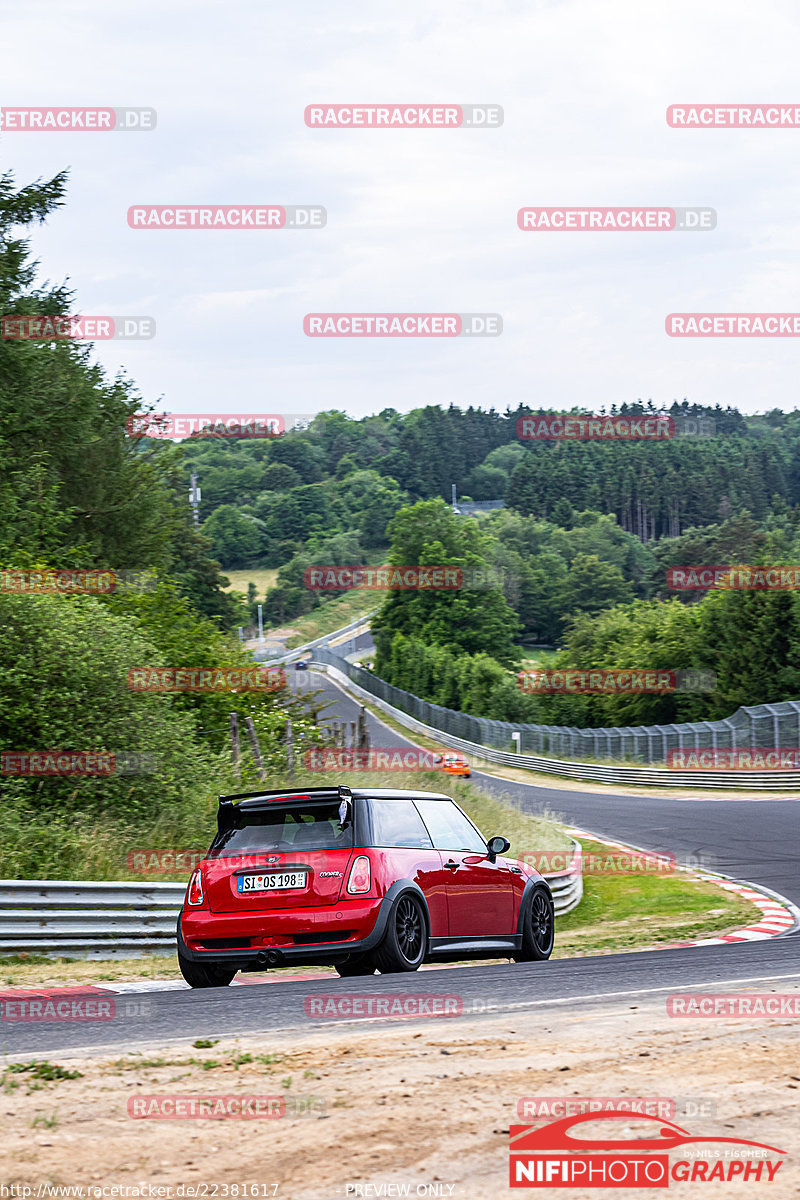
564,554,634,617
373,500,520,669
202,505,265,568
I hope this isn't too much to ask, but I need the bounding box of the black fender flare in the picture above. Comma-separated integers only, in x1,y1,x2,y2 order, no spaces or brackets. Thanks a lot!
516,876,554,939
378,879,432,950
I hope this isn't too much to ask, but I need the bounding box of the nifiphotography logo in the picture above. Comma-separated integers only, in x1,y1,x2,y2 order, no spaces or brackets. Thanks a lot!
509,1111,785,1187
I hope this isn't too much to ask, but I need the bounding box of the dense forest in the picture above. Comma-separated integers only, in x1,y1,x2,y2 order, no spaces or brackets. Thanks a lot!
182,400,800,572
367,497,800,728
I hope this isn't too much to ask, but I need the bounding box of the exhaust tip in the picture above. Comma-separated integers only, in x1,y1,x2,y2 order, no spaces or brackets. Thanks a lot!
257,949,283,967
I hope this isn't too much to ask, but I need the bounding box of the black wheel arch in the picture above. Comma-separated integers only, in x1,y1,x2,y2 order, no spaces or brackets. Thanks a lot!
383,879,432,948
516,876,554,938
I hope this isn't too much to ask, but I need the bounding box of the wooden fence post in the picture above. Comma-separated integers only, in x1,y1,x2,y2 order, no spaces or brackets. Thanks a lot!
244,716,266,782
230,712,241,783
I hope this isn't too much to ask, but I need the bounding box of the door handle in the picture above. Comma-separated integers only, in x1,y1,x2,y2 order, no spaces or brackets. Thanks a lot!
444,859,460,871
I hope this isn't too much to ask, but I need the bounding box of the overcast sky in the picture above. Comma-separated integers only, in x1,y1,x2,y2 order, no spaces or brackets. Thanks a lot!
3,0,800,421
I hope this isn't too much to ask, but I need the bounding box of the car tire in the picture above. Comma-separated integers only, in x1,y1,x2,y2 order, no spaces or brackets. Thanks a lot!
372,893,426,974
178,951,237,988
514,885,555,962
334,955,376,977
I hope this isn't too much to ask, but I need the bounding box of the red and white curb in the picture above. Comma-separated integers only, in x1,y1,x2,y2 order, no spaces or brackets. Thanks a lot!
568,826,799,949
687,880,796,944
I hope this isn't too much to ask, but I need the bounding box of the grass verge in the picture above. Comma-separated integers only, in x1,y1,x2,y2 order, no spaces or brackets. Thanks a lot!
553,837,760,956
284,594,376,649
221,569,279,598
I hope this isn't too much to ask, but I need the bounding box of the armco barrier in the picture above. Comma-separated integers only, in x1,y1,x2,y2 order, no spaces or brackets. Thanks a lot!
0,848,581,958
0,879,185,958
253,610,378,664
313,657,800,789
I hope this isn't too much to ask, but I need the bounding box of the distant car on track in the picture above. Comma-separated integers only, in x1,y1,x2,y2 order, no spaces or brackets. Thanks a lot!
294,659,311,669
437,751,471,777
177,785,554,986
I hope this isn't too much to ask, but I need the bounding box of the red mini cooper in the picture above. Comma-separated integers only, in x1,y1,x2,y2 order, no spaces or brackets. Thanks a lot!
178,786,554,986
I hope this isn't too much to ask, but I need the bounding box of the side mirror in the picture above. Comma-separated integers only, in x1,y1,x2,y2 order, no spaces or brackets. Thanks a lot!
487,835,511,863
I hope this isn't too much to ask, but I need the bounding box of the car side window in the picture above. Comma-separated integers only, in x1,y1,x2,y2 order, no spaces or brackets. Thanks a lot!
414,800,487,854
367,799,434,849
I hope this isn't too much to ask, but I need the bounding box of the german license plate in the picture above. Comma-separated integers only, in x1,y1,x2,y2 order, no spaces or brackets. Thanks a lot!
237,871,307,893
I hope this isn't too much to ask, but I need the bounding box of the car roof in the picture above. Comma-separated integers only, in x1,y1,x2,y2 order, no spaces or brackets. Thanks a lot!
351,788,453,801
219,786,454,807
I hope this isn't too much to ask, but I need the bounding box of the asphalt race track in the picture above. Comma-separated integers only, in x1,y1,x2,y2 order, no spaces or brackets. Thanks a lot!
4,940,800,1057
7,665,797,1059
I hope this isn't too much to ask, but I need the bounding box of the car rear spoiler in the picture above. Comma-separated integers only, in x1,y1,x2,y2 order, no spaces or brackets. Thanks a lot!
217,785,352,834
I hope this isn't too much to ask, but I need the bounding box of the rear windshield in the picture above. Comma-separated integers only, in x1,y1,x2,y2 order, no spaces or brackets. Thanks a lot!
210,802,354,857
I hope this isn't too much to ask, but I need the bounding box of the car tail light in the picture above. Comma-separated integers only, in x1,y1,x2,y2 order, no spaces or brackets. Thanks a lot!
346,855,371,894
186,868,205,906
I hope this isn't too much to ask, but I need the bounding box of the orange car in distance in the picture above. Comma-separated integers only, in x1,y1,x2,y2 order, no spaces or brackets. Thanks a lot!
438,751,471,778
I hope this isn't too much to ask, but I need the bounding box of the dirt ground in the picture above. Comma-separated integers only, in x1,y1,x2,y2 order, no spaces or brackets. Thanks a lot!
2,986,798,1198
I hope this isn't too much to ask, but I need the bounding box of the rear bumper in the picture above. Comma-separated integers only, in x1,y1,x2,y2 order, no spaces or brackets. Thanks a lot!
179,894,391,968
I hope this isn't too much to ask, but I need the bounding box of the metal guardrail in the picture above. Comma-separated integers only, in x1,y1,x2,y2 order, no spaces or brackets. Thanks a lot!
252,611,379,664
0,840,581,958
0,880,185,958
316,660,800,789
545,840,583,917
312,639,800,769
